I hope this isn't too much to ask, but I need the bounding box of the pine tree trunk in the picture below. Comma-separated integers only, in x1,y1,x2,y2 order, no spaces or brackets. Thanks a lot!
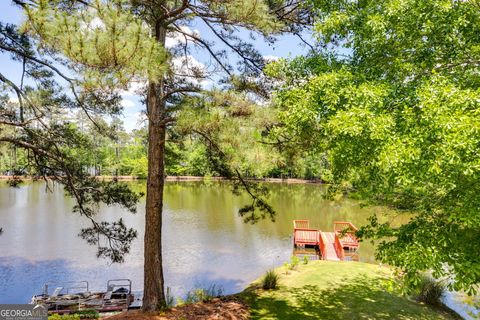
143,21,167,312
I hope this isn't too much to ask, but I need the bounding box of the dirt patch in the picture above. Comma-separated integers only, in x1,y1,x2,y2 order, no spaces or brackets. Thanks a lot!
102,298,249,320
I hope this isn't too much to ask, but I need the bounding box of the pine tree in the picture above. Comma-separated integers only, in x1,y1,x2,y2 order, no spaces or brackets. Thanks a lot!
3,0,312,311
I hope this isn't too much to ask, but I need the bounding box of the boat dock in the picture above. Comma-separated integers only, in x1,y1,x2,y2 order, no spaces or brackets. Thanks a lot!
293,220,359,261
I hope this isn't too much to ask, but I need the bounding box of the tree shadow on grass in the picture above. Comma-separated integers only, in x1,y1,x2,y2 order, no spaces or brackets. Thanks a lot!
241,275,455,320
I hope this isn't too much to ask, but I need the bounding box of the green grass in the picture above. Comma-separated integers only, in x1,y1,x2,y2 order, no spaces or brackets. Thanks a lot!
239,260,459,320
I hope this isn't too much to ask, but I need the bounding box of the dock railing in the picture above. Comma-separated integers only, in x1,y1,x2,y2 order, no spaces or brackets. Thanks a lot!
318,232,327,259
334,234,345,261
333,221,358,233
293,220,310,230
334,221,359,249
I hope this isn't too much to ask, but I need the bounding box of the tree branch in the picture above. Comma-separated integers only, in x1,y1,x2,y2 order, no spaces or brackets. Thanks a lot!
170,24,232,76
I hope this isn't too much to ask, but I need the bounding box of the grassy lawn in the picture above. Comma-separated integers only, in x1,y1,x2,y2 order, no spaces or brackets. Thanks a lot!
239,260,458,320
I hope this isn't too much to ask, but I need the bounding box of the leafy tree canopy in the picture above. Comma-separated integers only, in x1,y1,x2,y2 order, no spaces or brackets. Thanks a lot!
266,0,480,293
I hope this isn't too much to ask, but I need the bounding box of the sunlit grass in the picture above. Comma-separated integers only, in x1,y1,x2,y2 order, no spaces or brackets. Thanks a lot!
239,261,459,320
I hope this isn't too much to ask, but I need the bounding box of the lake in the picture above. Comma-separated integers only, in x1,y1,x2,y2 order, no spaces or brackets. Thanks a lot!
0,180,394,303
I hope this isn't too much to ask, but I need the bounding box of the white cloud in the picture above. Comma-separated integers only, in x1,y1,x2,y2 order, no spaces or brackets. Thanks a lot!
89,17,105,29
263,55,280,62
172,55,204,73
121,99,135,108
134,112,148,124
165,26,200,49
172,55,210,88
121,111,147,132
79,16,106,32
8,96,19,104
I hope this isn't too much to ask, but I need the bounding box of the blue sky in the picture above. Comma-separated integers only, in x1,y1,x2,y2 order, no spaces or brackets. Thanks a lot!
0,2,312,132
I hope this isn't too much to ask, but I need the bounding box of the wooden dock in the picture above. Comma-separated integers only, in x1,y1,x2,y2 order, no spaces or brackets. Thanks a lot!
293,220,359,261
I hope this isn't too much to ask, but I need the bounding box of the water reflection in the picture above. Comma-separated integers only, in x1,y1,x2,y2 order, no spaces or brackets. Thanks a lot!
0,181,398,303
292,246,360,262
344,250,360,262
292,247,321,261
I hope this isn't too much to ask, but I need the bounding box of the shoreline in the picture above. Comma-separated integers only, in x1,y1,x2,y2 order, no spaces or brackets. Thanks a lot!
0,175,324,184
103,261,461,320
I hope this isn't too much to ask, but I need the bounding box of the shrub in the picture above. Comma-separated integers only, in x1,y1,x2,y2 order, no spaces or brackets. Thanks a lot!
75,310,98,319
284,262,291,275
165,286,175,308
48,314,80,320
262,270,279,290
290,256,300,270
48,310,98,320
413,275,445,306
179,284,223,305
303,256,309,265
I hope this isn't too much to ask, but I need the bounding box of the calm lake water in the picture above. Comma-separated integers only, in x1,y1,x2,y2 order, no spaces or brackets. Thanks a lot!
0,180,395,303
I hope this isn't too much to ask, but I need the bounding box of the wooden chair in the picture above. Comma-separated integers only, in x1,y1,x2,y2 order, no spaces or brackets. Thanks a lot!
333,221,359,248
294,229,320,247
293,220,310,230
293,220,320,247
